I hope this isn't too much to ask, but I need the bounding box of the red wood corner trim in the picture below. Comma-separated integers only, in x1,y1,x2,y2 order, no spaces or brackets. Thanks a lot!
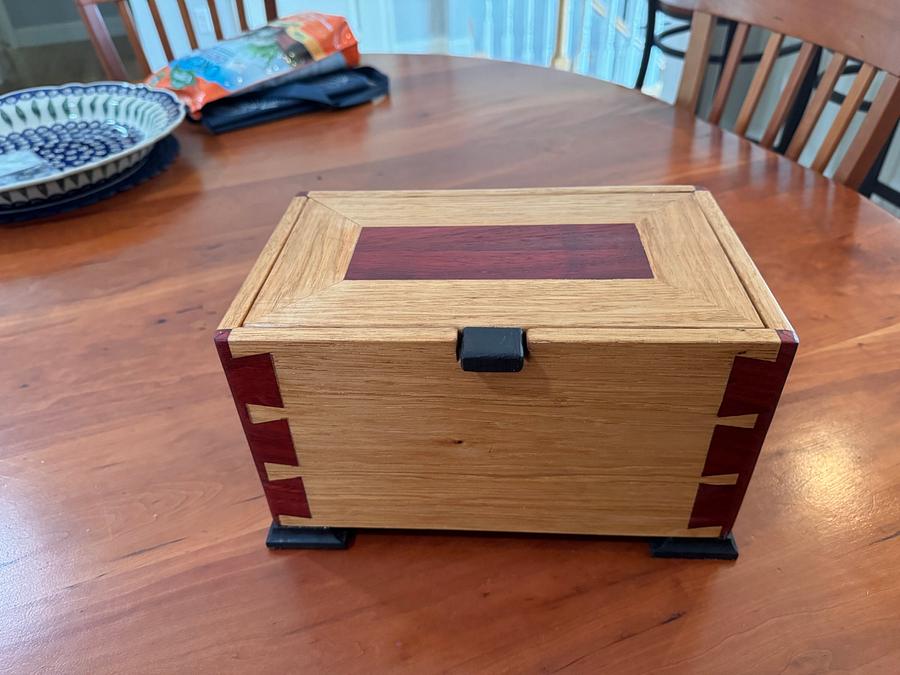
214,329,311,520
689,329,799,534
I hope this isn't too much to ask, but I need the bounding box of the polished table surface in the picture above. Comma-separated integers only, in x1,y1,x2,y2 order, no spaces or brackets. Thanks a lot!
2,55,898,673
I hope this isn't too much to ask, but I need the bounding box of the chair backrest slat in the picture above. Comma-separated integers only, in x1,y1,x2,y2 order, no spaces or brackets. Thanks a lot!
236,1,250,32
115,0,151,76
707,22,750,125
146,0,175,62
759,42,818,148
208,0,224,41
265,0,278,22
675,10,716,112
810,62,878,172
732,31,783,136
784,52,849,160
77,2,130,81
176,0,199,50
734,33,784,136
834,74,900,188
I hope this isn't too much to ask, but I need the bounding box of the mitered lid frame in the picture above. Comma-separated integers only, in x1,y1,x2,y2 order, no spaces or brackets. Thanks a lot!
220,187,793,340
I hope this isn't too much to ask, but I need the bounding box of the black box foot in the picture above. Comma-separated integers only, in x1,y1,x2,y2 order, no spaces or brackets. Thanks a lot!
648,533,738,560
266,522,355,550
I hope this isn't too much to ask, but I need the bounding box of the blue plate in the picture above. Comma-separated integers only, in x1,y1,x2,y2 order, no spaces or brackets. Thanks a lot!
0,135,179,225
0,82,184,206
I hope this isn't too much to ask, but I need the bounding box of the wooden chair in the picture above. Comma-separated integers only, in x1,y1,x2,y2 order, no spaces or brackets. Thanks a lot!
669,0,900,191
76,0,279,81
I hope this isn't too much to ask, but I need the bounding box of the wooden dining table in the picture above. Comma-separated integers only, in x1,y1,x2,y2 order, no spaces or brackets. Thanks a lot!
2,54,898,673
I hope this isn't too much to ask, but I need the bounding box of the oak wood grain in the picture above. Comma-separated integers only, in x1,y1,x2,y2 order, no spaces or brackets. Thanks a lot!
227,325,781,537
245,190,763,329
227,186,790,538
0,55,898,673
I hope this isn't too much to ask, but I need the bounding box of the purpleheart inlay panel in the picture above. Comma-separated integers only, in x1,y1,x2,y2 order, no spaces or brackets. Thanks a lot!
343,223,653,280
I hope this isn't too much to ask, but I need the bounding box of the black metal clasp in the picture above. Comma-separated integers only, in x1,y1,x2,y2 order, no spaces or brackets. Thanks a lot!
458,327,526,372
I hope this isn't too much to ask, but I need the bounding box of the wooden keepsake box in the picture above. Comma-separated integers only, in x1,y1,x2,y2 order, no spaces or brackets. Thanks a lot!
216,186,797,558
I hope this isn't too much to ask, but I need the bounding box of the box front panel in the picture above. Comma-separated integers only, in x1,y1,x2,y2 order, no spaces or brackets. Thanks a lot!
225,327,789,538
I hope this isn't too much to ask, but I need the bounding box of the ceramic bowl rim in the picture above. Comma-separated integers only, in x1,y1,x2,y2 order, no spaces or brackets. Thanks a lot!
0,81,186,193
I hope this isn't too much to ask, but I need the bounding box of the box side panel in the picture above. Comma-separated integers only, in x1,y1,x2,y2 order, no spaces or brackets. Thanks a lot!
227,327,783,538
694,190,794,332
217,196,307,330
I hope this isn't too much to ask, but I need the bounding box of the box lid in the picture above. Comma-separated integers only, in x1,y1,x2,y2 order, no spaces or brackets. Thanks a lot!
225,187,790,332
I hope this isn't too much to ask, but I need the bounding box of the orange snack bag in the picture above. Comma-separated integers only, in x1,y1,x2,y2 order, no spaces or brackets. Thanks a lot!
146,12,360,116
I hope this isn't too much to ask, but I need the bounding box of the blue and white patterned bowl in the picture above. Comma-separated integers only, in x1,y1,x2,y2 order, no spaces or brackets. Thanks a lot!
0,82,185,206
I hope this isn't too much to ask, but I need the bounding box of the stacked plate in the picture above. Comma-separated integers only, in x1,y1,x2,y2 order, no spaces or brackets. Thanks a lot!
0,82,185,219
